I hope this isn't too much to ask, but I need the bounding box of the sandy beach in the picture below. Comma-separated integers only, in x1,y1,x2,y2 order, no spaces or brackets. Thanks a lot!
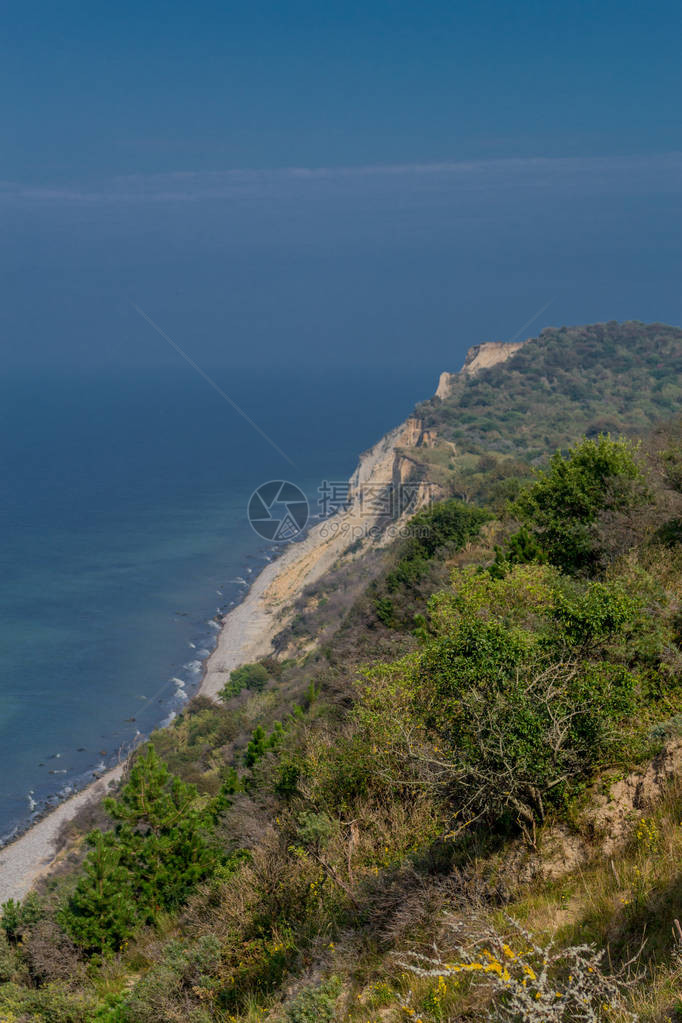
0,416,424,904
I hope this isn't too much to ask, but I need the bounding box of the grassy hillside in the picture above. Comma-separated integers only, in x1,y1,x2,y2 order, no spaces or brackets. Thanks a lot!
1,325,682,1023
419,321,682,461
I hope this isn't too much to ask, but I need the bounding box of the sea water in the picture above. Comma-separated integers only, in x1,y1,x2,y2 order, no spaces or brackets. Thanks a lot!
0,365,434,842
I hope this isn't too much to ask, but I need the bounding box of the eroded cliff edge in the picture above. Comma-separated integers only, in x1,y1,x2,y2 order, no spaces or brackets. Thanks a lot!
435,338,529,399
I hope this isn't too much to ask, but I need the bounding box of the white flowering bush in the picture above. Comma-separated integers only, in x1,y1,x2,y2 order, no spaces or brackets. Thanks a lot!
396,915,638,1022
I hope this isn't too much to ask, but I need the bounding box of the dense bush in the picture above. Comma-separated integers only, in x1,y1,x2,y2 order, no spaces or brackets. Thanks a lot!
508,435,648,574
367,499,489,632
385,499,489,593
0,982,97,1023
219,661,270,700
0,929,18,983
118,936,221,1023
348,563,657,838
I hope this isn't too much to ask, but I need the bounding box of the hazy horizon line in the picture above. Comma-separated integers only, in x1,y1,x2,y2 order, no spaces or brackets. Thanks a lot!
2,150,682,204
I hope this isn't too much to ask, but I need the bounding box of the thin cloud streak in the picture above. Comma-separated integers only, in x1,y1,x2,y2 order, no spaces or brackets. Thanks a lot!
2,152,682,205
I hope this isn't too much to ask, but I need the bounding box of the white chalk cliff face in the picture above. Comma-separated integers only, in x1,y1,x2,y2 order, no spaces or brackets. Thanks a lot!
435,339,529,399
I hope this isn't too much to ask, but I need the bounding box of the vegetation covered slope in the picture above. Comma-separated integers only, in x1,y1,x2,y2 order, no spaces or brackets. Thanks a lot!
1,324,682,1023
419,321,682,460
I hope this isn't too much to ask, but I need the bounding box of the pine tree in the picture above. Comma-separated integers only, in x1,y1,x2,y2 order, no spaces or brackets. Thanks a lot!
62,746,222,952
59,831,136,955
104,746,218,915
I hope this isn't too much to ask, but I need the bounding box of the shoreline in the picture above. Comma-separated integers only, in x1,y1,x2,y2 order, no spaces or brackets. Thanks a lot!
0,417,421,904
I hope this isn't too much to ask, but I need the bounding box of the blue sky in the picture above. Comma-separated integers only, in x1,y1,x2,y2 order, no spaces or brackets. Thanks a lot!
1,1,681,371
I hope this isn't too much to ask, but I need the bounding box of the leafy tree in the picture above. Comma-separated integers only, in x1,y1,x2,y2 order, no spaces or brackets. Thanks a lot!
352,565,648,838
510,435,648,574
491,525,546,577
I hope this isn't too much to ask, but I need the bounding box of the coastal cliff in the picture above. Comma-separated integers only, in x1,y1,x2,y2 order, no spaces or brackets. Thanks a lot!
201,415,442,702
435,337,529,399
349,415,439,514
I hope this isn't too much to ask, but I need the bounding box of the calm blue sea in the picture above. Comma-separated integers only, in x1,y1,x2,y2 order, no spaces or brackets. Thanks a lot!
0,366,434,842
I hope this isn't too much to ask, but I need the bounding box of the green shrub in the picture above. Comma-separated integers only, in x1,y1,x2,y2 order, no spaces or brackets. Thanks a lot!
0,929,17,982
1,891,45,944
220,661,270,700
510,434,648,575
655,516,682,547
352,564,654,835
275,758,302,797
285,977,342,1023
374,499,489,630
373,596,395,627
385,500,489,593
0,982,97,1023
244,721,284,767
